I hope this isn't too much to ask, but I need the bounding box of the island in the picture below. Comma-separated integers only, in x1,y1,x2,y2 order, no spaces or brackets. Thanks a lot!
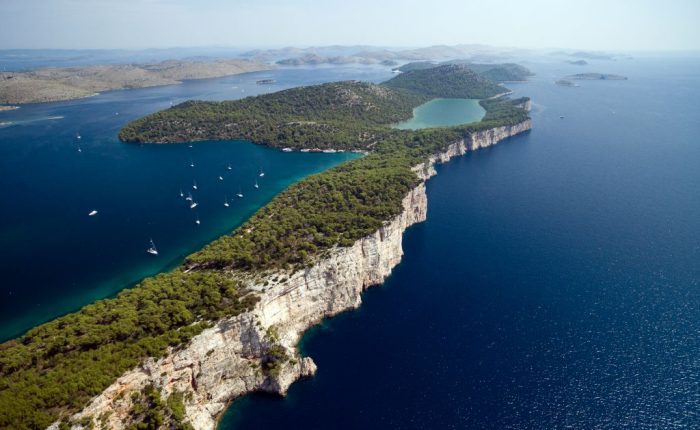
566,59,588,66
0,64,531,430
566,73,628,80
394,61,533,82
0,59,270,105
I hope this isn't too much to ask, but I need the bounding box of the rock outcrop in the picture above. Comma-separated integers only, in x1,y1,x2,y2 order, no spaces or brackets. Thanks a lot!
56,120,531,430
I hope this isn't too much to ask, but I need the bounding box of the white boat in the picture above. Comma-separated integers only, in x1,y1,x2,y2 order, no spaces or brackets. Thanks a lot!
195,217,201,225
218,176,224,181
77,146,82,153
190,201,198,209
282,148,292,152
192,181,198,190
88,210,98,216
179,189,184,197
254,180,259,189
190,159,195,167
224,196,230,207
76,134,82,139
236,188,244,198
146,239,158,255
258,169,265,177
227,164,232,170
185,193,193,202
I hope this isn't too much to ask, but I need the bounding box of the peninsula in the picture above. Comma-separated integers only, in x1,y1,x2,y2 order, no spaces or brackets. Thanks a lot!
0,59,270,105
0,64,531,429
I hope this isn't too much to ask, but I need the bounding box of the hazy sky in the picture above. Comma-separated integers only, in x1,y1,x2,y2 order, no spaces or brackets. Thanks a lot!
1,0,698,51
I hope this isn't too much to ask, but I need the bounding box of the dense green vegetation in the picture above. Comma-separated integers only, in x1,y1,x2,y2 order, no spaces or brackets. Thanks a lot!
125,386,194,430
396,61,533,82
1,64,530,429
384,64,505,99
0,271,257,429
119,81,428,149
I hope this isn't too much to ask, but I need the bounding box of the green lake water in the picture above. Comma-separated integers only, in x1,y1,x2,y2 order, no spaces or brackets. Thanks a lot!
394,98,485,130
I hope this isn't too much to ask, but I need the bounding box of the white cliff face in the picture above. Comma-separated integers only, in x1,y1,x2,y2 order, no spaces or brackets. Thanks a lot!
57,120,530,430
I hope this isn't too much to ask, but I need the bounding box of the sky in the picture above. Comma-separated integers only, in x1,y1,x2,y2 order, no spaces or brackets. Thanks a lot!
1,0,698,51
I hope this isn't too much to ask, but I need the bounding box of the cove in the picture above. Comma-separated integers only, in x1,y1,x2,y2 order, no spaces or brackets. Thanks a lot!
0,65,392,341
394,98,485,130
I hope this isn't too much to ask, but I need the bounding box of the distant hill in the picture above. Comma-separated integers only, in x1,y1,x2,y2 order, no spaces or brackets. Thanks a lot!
0,59,270,104
395,61,533,82
261,44,525,67
383,64,506,99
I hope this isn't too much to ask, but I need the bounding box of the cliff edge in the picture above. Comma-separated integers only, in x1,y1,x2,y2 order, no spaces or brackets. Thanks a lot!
54,120,531,430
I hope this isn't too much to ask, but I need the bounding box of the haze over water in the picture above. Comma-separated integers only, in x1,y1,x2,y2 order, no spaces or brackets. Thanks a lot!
221,55,700,429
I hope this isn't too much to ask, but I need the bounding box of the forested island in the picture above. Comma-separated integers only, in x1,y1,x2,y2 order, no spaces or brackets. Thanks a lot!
0,64,531,429
394,61,533,82
0,59,269,104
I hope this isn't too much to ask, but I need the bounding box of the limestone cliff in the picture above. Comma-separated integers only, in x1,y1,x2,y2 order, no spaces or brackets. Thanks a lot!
55,120,530,430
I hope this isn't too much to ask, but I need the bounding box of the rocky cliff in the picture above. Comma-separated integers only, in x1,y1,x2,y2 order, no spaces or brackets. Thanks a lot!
54,120,531,430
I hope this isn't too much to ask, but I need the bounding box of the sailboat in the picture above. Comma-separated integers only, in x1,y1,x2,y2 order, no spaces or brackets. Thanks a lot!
185,192,193,202
254,179,259,189
146,239,158,256
179,189,184,197
224,195,230,207
236,187,244,198
192,180,198,190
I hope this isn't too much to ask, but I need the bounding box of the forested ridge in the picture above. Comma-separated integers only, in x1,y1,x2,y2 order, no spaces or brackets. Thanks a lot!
1,64,530,429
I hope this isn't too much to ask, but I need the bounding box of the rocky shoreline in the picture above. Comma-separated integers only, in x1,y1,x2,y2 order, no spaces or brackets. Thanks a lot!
50,120,531,430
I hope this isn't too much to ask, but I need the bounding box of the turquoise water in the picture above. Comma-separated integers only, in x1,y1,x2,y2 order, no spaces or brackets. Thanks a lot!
221,56,700,429
394,98,485,129
0,65,393,341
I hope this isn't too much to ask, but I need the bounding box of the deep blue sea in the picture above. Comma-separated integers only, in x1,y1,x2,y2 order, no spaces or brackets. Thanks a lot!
0,64,394,341
220,55,700,429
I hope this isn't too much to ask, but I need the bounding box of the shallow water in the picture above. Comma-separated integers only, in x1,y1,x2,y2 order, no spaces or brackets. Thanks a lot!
0,64,393,341
394,98,485,129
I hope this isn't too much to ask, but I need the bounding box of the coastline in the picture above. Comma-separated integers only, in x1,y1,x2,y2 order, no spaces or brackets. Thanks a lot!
55,119,532,430
0,60,271,105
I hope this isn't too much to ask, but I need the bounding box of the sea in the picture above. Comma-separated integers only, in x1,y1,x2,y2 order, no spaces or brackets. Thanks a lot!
0,64,392,341
2,52,699,429
220,54,700,429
